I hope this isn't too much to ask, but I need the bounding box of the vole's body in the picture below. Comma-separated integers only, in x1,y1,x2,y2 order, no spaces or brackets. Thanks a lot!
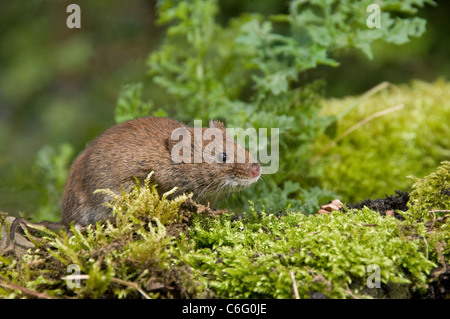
61,117,260,227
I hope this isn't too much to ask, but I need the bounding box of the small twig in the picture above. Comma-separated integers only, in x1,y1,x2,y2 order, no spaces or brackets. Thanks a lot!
62,274,151,299
345,283,360,299
289,271,300,299
312,103,404,162
334,104,405,148
422,236,429,259
0,280,53,299
427,210,437,229
432,240,448,278
261,225,271,234
110,278,151,299
336,81,390,121
429,210,450,214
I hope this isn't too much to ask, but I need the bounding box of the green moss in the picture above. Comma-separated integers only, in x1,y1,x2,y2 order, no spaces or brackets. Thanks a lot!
185,206,437,298
1,169,449,299
314,80,450,203
407,161,450,220
94,171,188,227
403,161,450,270
0,173,202,299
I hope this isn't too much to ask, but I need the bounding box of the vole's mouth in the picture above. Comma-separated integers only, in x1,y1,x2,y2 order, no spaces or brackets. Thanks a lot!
223,174,261,191
223,162,261,191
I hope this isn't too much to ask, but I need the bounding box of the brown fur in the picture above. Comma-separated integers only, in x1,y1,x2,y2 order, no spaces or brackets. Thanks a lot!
61,117,260,226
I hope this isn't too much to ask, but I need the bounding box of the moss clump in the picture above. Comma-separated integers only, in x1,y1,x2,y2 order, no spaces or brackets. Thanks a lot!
1,167,449,299
0,173,203,299
95,171,188,227
314,80,450,203
403,161,450,285
185,206,437,298
407,161,450,221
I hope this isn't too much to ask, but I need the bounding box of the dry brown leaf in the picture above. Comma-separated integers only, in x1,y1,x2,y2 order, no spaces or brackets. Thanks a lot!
319,199,343,214
386,210,394,217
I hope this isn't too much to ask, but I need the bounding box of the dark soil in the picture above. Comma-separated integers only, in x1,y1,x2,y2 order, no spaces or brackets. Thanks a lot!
346,190,409,220
413,263,450,299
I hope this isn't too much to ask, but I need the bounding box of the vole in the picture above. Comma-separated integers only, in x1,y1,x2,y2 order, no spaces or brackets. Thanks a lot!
61,117,261,227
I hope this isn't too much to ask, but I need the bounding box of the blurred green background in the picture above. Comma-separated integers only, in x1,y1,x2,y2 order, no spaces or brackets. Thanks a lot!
0,0,449,218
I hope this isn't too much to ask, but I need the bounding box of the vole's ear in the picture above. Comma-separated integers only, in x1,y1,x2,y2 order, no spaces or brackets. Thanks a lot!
166,137,176,153
209,120,226,131
166,126,193,159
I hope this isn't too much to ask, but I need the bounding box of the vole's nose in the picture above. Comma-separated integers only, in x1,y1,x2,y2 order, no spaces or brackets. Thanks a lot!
251,163,261,177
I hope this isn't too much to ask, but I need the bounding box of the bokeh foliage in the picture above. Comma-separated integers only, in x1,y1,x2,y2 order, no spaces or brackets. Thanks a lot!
0,0,158,217
118,0,438,213
0,0,447,221
313,79,450,203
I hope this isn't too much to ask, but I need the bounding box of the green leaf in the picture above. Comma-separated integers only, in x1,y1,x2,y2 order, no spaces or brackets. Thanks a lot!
114,83,154,123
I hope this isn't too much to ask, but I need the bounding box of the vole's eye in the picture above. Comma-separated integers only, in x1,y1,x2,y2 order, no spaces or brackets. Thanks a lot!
218,152,228,163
